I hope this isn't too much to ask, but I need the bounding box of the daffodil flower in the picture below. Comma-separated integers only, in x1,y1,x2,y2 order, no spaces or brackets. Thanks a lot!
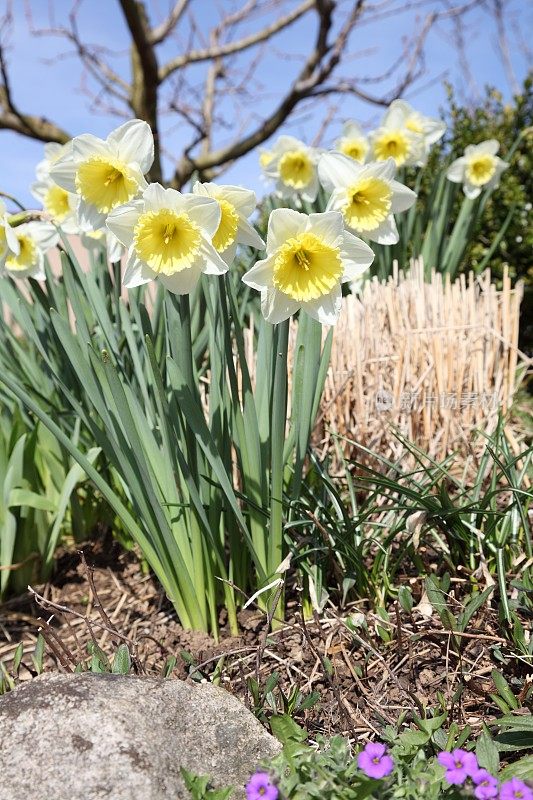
242,208,374,325
263,135,320,202
106,182,228,294
0,221,59,280
334,122,369,164
381,100,445,166
446,140,508,199
192,182,265,265
32,141,79,234
50,119,154,230
0,200,20,264
318,153,416,245
369,103,426,167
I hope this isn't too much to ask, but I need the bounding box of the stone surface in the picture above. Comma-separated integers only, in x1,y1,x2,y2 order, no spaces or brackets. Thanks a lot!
0,672,281,800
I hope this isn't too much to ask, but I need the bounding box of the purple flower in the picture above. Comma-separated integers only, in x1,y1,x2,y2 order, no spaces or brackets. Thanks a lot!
472,769,499,799
357,742,394,779
500,779,533,800
246,771,278,800
438,749,478,785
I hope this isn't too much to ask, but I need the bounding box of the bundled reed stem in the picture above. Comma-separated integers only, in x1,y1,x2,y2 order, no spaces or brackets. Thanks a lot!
318,258,529,465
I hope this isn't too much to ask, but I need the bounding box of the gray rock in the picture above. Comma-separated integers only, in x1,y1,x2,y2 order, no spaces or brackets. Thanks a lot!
0,672,281,800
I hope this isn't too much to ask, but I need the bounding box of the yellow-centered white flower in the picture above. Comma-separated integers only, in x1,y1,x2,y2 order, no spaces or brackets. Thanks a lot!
106,183,228,294
0,200,20,265
263,135,320,202
31,141,79,234
334,122,369,164
379,100,445,166
0,221,58,280
318,153,416,245
446,140,508,199
50,119,154,230
369,102,426,167
192,182,264,265
242,208,374,325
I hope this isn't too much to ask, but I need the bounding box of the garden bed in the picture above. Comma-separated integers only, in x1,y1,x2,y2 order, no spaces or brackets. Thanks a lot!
1,535,528,742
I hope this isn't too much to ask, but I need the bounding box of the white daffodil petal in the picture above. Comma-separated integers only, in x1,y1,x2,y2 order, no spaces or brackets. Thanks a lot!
368,215,399,245
31,256,46,281
219,240,238,266
342,121,366,138
261,288,301,324
318,152,360,192
242,254,276,291
49,156,78,193
424,119,446,145
192,181,208,197
364,158,397,182
446,158,466,182
44,142,64,163
463,182,481,199
185,196,221,238
324,188,346,214
106,201,143,247
382,100,410,129
307,212,344,246
142,182,172,211
340,231,374,280
304,284,342,326
5,223,20,255
272,134,304,154
200,183,257,217
28,222,59,251
72,133,109,161
267,208,308,253
200,239,230,275
237,218,265,250
390,181,417,213
30,181,47,202
109,119,154,174
475,139,500,156
159,266,202,295
107,231,124,263
78,198,107,231
301,172,319,202
222,187,257,217
123,252,156,288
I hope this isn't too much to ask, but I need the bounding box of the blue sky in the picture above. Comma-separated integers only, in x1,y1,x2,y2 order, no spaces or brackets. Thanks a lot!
1,0,531,207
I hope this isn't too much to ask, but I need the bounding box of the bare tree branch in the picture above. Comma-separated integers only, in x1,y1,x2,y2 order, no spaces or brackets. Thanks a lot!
171,0,364,186
490,0,519,94
0,0,511,192
117,0,162,180
0,27,70,142
158,0,315,81
149,0,189,45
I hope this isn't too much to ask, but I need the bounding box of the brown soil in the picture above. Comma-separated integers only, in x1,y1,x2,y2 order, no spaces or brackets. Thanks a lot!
1,537,530,741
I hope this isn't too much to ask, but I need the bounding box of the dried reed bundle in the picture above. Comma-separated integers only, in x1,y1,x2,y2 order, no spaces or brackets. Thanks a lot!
319,259,529,465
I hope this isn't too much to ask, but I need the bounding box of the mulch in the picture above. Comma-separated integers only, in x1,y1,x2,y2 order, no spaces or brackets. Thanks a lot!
0,534,530,742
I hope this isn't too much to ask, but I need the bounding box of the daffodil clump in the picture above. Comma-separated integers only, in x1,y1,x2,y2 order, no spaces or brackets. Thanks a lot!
0,100,518,636
1,98,511,327
260,100,446,202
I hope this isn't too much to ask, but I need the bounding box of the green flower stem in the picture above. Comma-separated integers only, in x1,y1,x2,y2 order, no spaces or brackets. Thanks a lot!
269,318,290,623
